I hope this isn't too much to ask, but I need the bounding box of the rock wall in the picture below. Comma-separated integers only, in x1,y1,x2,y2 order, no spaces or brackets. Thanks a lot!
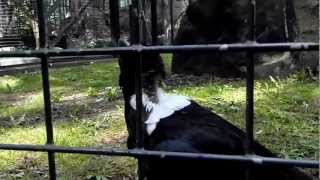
171,0,318,77
294,0,319,70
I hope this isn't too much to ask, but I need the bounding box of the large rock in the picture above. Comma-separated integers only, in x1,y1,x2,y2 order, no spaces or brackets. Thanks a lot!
294,0,319,71
172,0,317,77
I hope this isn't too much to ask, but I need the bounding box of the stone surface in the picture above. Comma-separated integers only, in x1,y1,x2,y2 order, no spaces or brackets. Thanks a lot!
294,0,319,71
172,0,317,77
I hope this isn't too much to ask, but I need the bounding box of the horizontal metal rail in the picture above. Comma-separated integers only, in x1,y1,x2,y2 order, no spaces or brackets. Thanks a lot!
0,55,114,68
0,43,318,58
0,58,117,76
0,144,317,168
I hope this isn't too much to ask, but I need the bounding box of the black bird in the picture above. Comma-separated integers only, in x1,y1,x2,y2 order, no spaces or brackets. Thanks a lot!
118,53,317,180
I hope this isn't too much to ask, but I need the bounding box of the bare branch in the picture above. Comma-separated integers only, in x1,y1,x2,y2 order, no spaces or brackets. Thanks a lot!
49,0,93,47
47,0,64,16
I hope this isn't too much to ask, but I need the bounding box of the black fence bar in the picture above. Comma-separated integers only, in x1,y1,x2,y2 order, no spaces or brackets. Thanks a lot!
40,55,57,180
0,43,318,58
132,0,146,179
109,0,120,45
36,0,56,179
138,0,147,44
245,0,257,179
245,0,256,156
138,0,147,179
151,0,158,45
169,0,174,43
0,144,318,168
135,54,145,180
245,53,255,180
129,0,140,44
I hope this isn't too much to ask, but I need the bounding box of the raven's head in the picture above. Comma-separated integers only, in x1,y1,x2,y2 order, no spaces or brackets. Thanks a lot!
118,53,166,102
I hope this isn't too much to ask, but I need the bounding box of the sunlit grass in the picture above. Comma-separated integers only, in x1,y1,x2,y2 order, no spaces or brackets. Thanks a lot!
0,73,42,93
0,125,46,171
0,112,135,179
0,92,44,119
0,60,119,95
0,76,21,93
0,55,318,178
173,75,319,159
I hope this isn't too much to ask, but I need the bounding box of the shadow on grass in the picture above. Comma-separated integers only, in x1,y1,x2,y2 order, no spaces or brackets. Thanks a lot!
0,60,119,94
0,61,122,128
0,96,136,179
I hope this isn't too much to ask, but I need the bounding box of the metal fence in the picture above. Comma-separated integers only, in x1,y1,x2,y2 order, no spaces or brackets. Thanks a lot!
0,0,319,180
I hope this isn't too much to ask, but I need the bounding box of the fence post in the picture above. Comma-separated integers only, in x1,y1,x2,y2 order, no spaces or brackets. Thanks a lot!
130,0,146,179
245,0,256,179
151,0,158,45
109,0,120,45
36,0,56,179
169,0,174,43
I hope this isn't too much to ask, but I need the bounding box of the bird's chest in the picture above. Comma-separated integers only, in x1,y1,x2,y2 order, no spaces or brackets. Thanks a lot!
129,89,191,135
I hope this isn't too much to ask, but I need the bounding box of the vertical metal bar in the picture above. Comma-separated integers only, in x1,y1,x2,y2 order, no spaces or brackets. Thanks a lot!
246,0,256,155
245,52,254,180
250,0,257,43
139,0,147,44
41,56,57,180
37,0,56,179
160,0,166,39
245,0,256,179
135,54,145,180
138,0,146,178
136,0,146,146
37,0,47,48
130,0,145,179
169,0,174,43
135,56,144,148
151,0,158,45
109,0,120,45
129,0,140,44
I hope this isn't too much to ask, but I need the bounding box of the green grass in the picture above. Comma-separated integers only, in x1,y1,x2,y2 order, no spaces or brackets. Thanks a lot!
0,55,319,178
172,76,319,159
0,60,119,94
0,105,136,179
0,61,119,121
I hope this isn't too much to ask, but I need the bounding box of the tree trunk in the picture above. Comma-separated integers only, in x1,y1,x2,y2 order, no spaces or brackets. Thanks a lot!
30,19,40,49
49,0,92,48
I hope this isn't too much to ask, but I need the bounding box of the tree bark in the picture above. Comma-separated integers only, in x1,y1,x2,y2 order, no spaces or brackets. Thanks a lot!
49,0,92,48
30,19,40,49
172,0,301,78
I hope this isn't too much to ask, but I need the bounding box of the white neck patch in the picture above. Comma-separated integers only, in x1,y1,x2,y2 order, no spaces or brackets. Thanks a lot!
130,88,191,135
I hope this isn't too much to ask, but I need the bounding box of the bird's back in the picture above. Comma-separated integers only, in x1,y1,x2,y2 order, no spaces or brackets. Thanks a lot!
145,101,316,180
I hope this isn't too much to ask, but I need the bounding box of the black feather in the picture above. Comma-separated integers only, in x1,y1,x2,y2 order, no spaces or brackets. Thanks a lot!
118,54,317,180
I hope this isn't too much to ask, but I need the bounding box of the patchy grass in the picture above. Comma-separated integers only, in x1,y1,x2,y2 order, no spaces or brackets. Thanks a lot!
0,60,119,95
171,75,319,160
0,61,120,121
0,102,136,179
0,55,319,178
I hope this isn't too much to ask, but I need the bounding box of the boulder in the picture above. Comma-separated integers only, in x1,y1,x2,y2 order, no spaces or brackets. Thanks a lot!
172,0,317,77
294,0,319,72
